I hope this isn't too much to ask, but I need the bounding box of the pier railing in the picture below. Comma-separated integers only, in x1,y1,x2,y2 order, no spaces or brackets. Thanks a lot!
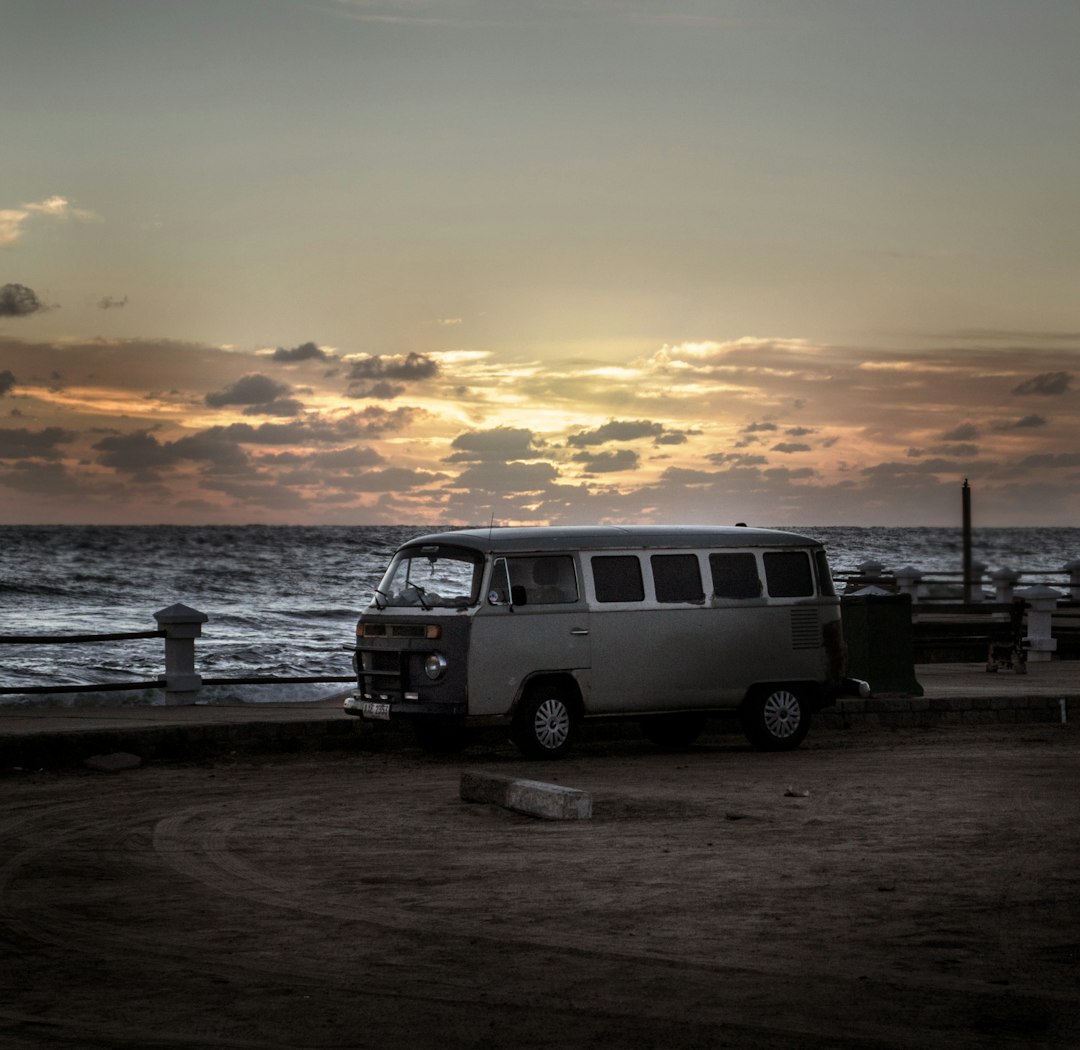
0,603,353,705
834,561,1080,663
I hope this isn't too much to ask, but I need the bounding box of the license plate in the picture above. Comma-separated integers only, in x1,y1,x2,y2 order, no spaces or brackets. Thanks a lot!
361,701,391,721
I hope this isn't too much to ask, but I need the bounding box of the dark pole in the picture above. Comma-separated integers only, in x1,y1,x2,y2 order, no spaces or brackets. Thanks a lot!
962,478,972,603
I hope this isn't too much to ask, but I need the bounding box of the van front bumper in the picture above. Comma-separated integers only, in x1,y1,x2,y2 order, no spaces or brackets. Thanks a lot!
344,694,466,720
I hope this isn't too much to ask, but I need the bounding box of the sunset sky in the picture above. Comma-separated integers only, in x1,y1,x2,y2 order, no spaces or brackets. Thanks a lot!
3,0,1078,527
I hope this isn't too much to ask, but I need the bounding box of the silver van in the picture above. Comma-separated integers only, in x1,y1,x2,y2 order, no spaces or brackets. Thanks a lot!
344,525,864,757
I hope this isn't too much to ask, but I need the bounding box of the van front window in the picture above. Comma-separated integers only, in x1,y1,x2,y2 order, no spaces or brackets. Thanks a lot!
375,546,483,609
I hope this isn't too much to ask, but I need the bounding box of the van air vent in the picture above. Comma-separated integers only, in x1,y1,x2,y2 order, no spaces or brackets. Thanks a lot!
790,608,821,649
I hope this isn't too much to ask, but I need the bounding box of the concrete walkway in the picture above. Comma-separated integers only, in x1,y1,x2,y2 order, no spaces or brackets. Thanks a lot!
1,664,1077,768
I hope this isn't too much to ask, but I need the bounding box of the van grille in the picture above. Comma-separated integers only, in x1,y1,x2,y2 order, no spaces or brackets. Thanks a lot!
790,608,821,649
361,623,426,638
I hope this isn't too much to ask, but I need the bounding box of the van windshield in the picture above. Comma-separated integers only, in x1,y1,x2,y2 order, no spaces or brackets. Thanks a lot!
374,545,483,609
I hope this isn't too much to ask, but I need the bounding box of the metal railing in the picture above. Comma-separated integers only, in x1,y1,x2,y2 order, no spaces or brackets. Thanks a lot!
0,603,353,704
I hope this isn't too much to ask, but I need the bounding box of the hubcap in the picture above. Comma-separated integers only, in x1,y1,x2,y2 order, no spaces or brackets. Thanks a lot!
534,698,570,750
762,690,801,739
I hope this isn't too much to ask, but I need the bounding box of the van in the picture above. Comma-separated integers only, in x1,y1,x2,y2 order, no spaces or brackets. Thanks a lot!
344,525,867,757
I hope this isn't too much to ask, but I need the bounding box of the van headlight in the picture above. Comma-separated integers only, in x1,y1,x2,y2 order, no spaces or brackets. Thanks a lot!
424,652,448,680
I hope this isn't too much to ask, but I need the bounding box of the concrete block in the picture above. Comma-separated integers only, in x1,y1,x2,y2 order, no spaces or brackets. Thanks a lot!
460,772,592,821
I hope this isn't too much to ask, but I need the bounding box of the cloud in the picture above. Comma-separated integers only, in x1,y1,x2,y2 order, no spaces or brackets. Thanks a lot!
1012,372,1072,396
0,196,101,248
205,373,292,408
0,426,75,459
568,419,665,446
708,452,768,466
198,477,309,510
942,423,979,441
347,352,439,382
655,431,689,446
451,460,560,494
97,295,128,310
347,380,406,400
349,405,421,435
348,467,446,491
908,443,979,458
572,448,640,473
272,341,328,362
0,370,14,397
306,446,385,470
241,398,305,418
93,429,251,479
0,284,48,317
1014,452,1080,470
446,426,541,462
743,421,779,434
990,414,1047,431
770,442,811,454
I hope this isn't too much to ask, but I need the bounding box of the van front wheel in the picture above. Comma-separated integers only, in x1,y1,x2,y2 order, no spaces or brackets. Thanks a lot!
512,688,575,759
740,686,810,751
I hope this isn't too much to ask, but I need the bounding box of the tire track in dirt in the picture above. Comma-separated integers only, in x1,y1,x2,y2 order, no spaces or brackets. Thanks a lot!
2,733,1079,1049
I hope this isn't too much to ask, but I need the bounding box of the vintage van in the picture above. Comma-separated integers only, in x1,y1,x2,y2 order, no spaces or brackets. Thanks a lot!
344,525,866,757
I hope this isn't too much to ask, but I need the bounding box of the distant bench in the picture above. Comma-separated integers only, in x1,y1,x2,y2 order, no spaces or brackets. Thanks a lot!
911,598,1080,664
911,601,1025,666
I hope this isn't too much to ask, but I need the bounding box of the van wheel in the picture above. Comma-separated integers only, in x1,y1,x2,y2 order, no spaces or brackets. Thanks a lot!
512,687,576,759
740,686,810,751
641,713,707,749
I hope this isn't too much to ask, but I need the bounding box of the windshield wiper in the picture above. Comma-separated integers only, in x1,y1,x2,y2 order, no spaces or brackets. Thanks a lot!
406,582,431,610
373,587,389,610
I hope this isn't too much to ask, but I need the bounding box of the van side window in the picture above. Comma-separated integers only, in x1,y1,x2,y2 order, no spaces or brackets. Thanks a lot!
506,555,578,605
651,554,704,603
591,555,645,603
763,551,814,597
709,552,762,599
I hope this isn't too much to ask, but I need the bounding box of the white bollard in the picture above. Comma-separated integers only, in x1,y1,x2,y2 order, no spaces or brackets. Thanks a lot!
154,603,209,705
894,565,923,599
967,560,988,603
1017,586,1062,663
991,567,1021,604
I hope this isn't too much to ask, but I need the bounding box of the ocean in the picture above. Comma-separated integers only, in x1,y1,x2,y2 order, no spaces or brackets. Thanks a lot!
2,524,1078,704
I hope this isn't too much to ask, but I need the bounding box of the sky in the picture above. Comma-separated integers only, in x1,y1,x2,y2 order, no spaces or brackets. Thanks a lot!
2,0,1078,528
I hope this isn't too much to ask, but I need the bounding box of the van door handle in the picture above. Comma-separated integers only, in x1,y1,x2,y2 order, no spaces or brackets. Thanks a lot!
570,628,589,636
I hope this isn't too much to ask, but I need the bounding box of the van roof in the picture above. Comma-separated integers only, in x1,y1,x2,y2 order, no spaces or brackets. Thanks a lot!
400,525,822,554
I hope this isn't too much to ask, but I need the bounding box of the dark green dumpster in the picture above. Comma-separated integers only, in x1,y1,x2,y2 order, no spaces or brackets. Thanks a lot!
841,593,923,696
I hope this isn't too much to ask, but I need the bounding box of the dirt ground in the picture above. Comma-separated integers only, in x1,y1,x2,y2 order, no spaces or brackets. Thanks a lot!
2,723,1078,1050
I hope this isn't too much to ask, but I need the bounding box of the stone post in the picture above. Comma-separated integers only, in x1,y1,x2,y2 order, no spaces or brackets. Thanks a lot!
967,561,987,603
856,560,886,590
154,603,209,705
894,566,923,599
1017,586,1062,663
1065,559,1080,601
990,568,1021,604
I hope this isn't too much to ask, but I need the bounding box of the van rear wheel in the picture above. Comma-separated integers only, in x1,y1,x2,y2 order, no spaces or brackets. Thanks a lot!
740,686,810,751
512,687,576,759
